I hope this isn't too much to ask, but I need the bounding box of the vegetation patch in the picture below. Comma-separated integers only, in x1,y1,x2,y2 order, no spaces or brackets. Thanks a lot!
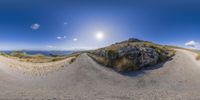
0,51,80,63
196,53,200,60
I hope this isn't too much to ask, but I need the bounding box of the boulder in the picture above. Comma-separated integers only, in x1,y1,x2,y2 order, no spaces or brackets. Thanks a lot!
89,38,174,71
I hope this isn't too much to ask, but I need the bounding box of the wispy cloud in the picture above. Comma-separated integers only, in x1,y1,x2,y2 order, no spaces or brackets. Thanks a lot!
64,22,68,25
30,23,40,30
185,40,199,49
57,36,62,40
73,38,78,42
57,36,66,40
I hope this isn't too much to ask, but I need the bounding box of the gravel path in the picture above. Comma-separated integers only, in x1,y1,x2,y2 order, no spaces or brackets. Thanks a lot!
0,49,200,100
0,55,75,75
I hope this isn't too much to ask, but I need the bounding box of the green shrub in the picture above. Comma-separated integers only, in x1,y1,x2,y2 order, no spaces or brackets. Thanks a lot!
107,50,115,57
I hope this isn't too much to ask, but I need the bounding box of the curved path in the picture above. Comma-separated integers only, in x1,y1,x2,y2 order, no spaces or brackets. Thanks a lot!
0,49,200,99
0,55,76,75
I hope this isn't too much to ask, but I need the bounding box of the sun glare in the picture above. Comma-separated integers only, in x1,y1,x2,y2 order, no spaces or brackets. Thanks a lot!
95,31,104,40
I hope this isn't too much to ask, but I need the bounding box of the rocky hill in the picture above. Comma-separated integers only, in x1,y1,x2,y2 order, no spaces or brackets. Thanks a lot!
88,38,175,72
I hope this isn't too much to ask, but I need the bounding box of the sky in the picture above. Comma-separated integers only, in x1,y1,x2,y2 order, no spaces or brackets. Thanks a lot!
0,0,200,50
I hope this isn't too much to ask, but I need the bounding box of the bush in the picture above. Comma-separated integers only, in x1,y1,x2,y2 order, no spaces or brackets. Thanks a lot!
69,57,77,64
196,53,200,60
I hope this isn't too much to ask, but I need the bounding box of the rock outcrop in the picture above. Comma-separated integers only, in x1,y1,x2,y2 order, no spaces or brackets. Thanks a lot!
89,38,175,71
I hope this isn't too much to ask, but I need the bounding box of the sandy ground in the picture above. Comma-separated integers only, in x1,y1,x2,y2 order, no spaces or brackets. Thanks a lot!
0,55,76,75
0,49,200,100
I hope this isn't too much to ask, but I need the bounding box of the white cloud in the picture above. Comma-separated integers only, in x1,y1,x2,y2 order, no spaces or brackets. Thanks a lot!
185,40,197,47
57,36,66,40
73,38,78,41
185,40,199,48
31,23,40,30
57,36,62,40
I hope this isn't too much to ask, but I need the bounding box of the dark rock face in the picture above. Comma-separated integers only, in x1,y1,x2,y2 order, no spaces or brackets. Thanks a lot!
92,45,159,69
89,38,174,71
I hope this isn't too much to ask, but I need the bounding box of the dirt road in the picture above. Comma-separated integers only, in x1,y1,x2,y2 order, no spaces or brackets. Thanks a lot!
0,49,200,100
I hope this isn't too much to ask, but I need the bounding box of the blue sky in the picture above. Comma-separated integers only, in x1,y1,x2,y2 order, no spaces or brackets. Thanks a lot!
0,0,200,50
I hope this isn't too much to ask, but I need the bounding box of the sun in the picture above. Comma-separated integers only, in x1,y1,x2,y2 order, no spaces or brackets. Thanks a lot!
95,31,104,40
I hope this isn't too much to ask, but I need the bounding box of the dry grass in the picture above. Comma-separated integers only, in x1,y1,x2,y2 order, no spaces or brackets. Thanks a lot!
0,52,81,75
88,53,109,66
144,42,176,59
115,57,137,71
89,53,145,72
196,53,200,60
0,51,80,63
